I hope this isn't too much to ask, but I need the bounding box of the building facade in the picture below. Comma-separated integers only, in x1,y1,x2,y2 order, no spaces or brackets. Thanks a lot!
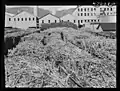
71,5,116,25
39,13,60,24
72,5,100,25
60,14,77,24
5,12,14,27
5,5,116,29
12,11,37,29
97,5,116,16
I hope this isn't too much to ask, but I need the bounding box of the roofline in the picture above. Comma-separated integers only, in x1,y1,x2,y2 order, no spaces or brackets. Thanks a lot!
60,13,75,19
38,13,60,20
72,5,99,14
5,12,15,17
71,6,79,14
99,23,116,30
58,7,78,18
13,10,38,18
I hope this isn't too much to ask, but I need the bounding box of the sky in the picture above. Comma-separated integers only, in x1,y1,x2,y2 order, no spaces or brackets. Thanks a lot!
6,5,77,14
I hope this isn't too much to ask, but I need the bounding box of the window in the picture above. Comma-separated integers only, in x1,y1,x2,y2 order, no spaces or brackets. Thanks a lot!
21,18,23,21
78,13,79,16
91,13,93,16
88,20,89,22
84,8,86,11
33,18,34,21
9,18,11,21
81,13,83,16
85,20,86,22
42,20,44,23
29,18,31,21
78,8,79,11
107,8,109,11
62,20,63,22
84,13,86,16
48,20,50,23
14,18,16,21
81,8,83,11
74,20,75,23
87,13,89,16
18,18,19,21
78,20,80,23
91,8,93,11
68,20,69,22
94,8,96,11
94,20,96,22
25,18,27,21
91,20,93,22
81,20,83,23
111,8,112,11
87,8,89,11
55,20,57,23
104,8,106,11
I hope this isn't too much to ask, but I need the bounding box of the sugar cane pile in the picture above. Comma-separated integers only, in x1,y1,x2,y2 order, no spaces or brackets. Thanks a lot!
5,27,116,88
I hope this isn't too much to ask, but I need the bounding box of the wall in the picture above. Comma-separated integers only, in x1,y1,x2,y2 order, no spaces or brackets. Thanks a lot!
100,15,116,23
60,14,76,24
72,5,116,25
5,14,14,27
39,14,60,24
12,12,37,29
72,6,100,25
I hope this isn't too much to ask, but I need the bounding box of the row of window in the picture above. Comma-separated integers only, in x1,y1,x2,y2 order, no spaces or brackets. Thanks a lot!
61,19,100,23
100,12,114,15
78,7,113,12
100,7,113,11
42,20,57,23
78,8,96,11
78,13,96,16
9,18,100,23
78,12,115,16
9,17,35,21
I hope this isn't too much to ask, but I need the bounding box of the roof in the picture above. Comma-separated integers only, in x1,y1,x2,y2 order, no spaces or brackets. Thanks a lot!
39,13,60,19
13,10,37,17
60,14,75,18
99,23,116,31
55,7,77,18
5,12,15,16
72,5,96,14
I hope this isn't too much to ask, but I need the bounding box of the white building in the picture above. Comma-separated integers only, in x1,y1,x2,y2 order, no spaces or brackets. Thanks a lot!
39,13,60,24
12,11,37,29
71,5,116,26
5,12,14,27
97,5,116,16
72,5,100,25
100,15,116,23
60,14,77,25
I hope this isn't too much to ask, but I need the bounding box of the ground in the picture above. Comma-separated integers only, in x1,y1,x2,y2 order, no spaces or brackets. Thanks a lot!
4,27,116,88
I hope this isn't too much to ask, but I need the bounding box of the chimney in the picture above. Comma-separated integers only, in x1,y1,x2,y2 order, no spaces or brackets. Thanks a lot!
34,6,38,16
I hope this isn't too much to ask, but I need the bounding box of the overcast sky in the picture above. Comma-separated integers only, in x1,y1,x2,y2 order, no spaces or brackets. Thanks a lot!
6,5,77,14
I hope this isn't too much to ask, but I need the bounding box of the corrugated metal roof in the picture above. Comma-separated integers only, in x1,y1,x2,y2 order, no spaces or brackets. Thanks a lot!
100,23,116,31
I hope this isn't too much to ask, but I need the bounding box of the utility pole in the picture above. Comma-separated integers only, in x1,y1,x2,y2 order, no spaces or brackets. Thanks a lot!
34,5,39,29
